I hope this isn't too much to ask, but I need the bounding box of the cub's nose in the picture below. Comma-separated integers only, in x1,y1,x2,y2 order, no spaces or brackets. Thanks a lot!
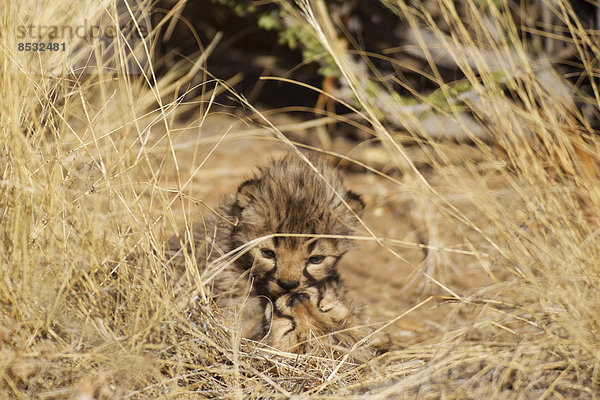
287,292,309,307
276,279,299,291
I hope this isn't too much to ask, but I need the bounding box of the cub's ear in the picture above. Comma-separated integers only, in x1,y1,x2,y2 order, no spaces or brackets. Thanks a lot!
236,178,260,208
345,190,365,215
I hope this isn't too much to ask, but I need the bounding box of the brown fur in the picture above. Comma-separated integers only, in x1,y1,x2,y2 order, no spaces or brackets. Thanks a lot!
265,280,376,361
167,153,378,357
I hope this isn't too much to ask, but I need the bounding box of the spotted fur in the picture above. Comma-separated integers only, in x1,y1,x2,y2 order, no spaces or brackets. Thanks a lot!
265,280,377,361
167,153,377,357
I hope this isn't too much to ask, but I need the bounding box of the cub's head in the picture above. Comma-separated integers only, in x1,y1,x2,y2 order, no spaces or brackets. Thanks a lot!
229,154,364,299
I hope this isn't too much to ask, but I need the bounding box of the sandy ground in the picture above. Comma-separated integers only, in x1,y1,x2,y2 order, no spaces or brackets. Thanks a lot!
154,112,515,350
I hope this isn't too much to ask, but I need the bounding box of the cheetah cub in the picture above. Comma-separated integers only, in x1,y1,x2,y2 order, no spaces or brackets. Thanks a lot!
168,154,378,359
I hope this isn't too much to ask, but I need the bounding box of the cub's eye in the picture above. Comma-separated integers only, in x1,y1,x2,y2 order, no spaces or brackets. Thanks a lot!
261,248,276,259
308,255,325,264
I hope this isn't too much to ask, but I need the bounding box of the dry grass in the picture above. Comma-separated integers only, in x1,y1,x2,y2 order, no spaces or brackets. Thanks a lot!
2,0,600,398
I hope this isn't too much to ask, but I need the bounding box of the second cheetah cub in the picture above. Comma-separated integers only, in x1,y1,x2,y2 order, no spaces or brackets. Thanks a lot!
266,280,375,360
169,153,379,359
